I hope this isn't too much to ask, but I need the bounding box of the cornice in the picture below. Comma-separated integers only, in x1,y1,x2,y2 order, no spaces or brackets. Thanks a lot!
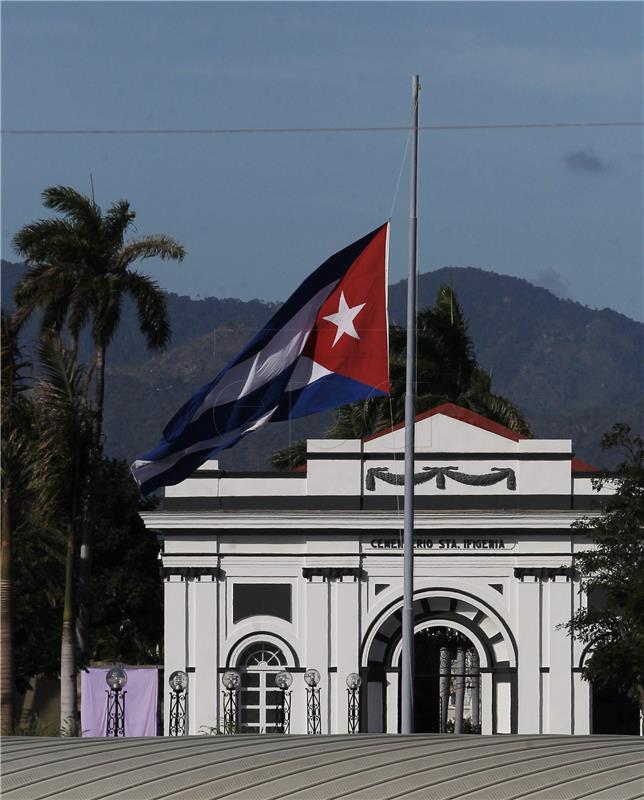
142,509,601,531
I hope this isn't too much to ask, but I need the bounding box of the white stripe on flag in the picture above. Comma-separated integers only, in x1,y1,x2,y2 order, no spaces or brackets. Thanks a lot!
192,282,339,419
132,406,279,487
284,356,332,391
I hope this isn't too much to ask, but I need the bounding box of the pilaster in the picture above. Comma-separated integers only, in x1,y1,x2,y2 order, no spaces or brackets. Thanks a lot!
333,576,360,734
547,575,573,733
516,576,541,733
192,574,219,734
304,576,330,733
163,575,188,736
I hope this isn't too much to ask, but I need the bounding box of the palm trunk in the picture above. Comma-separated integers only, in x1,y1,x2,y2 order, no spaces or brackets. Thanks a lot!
60,527,77,734
81,355,97,401
0,489,14,733
94,343,106,440
75,492,92,661
75,342,105,660
75,546,91,660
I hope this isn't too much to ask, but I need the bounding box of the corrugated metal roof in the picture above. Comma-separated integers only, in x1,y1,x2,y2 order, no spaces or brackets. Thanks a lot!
2,734,643,800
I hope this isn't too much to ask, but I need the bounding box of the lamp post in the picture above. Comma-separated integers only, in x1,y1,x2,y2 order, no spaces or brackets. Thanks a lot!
304,668,321,734
275,671,293,734
221,671,240,734
346,673,362,734
168,670,188,736
105,667,127,737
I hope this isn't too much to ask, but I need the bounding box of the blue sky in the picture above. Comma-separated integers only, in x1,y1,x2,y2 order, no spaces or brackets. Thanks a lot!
2,2,643,320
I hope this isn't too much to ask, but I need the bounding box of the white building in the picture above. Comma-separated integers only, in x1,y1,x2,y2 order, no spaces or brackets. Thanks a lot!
142,403,632,737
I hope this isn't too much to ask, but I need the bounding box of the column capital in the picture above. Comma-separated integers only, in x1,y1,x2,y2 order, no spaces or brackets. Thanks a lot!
163,566,223,581
514,567,576,581
302,567,365,582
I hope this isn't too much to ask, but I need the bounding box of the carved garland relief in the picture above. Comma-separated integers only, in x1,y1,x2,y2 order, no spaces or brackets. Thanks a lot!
365,466,516,491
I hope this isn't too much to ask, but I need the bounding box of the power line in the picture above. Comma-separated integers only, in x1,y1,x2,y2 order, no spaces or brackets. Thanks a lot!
2,121,642,135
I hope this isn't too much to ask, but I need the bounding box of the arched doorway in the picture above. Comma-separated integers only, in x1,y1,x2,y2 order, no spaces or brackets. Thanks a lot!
237,641,287,734
361,588,517,734
412,626,481,734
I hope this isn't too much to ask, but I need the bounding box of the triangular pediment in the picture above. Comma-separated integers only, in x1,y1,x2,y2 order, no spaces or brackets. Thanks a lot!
362,404,530,453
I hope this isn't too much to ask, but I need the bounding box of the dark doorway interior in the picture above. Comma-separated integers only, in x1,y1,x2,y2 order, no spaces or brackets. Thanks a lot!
414,634,441,732
411,627,481,734
592,684,640,735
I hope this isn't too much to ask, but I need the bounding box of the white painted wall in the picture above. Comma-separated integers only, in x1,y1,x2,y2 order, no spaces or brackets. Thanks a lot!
159,530,594,736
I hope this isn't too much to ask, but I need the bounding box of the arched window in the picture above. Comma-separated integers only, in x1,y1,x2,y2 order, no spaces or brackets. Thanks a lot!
237,641,287,733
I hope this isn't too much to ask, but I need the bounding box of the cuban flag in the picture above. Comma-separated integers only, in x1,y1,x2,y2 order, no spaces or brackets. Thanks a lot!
131,223,390,494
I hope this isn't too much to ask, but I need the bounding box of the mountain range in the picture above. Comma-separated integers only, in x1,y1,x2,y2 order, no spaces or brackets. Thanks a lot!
2,259,642,470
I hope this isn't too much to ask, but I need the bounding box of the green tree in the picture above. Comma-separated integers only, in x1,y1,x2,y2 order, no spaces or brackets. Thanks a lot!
0,311,34,731
30,337,95,731
10,458,163,713
271,285,530,469
12,185,185,658
564,424,644,717
87,458,162,665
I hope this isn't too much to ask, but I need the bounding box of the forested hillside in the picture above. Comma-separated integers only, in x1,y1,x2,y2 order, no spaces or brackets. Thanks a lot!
3,259,641,469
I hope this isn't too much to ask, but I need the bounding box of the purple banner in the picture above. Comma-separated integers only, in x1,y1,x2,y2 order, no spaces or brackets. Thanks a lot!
81,667,158,737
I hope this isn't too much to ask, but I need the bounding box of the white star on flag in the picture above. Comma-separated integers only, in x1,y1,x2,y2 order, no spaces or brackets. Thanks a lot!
323,291,366,347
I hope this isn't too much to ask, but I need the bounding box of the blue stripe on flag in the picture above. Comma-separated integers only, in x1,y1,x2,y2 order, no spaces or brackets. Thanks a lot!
143,365,298,461
274,372,388,421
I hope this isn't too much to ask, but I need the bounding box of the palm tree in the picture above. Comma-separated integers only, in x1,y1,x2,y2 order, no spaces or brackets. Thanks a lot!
13,186,185,656
0,312,33,732
30,336,95,732
271,285,531,469
12,185,185,432
386,287,531,435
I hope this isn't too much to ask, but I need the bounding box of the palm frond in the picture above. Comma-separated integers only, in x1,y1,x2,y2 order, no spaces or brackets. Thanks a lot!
41,186,102,230
39,297,73,337
12,219,82,264
66,283,95,341
14,262,82,331
113,235,186,271
32,336,95,519
270,440,307,470
434,285,467,330
36,336,81,406
327,400,381,439
119,272,170,350
1,311,35,498
103,200,135,246
469,392,532,437
1,310,30,400
91,278,122,348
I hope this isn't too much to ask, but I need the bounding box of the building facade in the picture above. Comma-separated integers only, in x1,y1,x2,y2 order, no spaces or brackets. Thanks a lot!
142,404,619,736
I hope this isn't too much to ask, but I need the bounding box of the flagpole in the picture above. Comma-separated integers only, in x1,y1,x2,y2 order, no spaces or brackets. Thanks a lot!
401,74,420,735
